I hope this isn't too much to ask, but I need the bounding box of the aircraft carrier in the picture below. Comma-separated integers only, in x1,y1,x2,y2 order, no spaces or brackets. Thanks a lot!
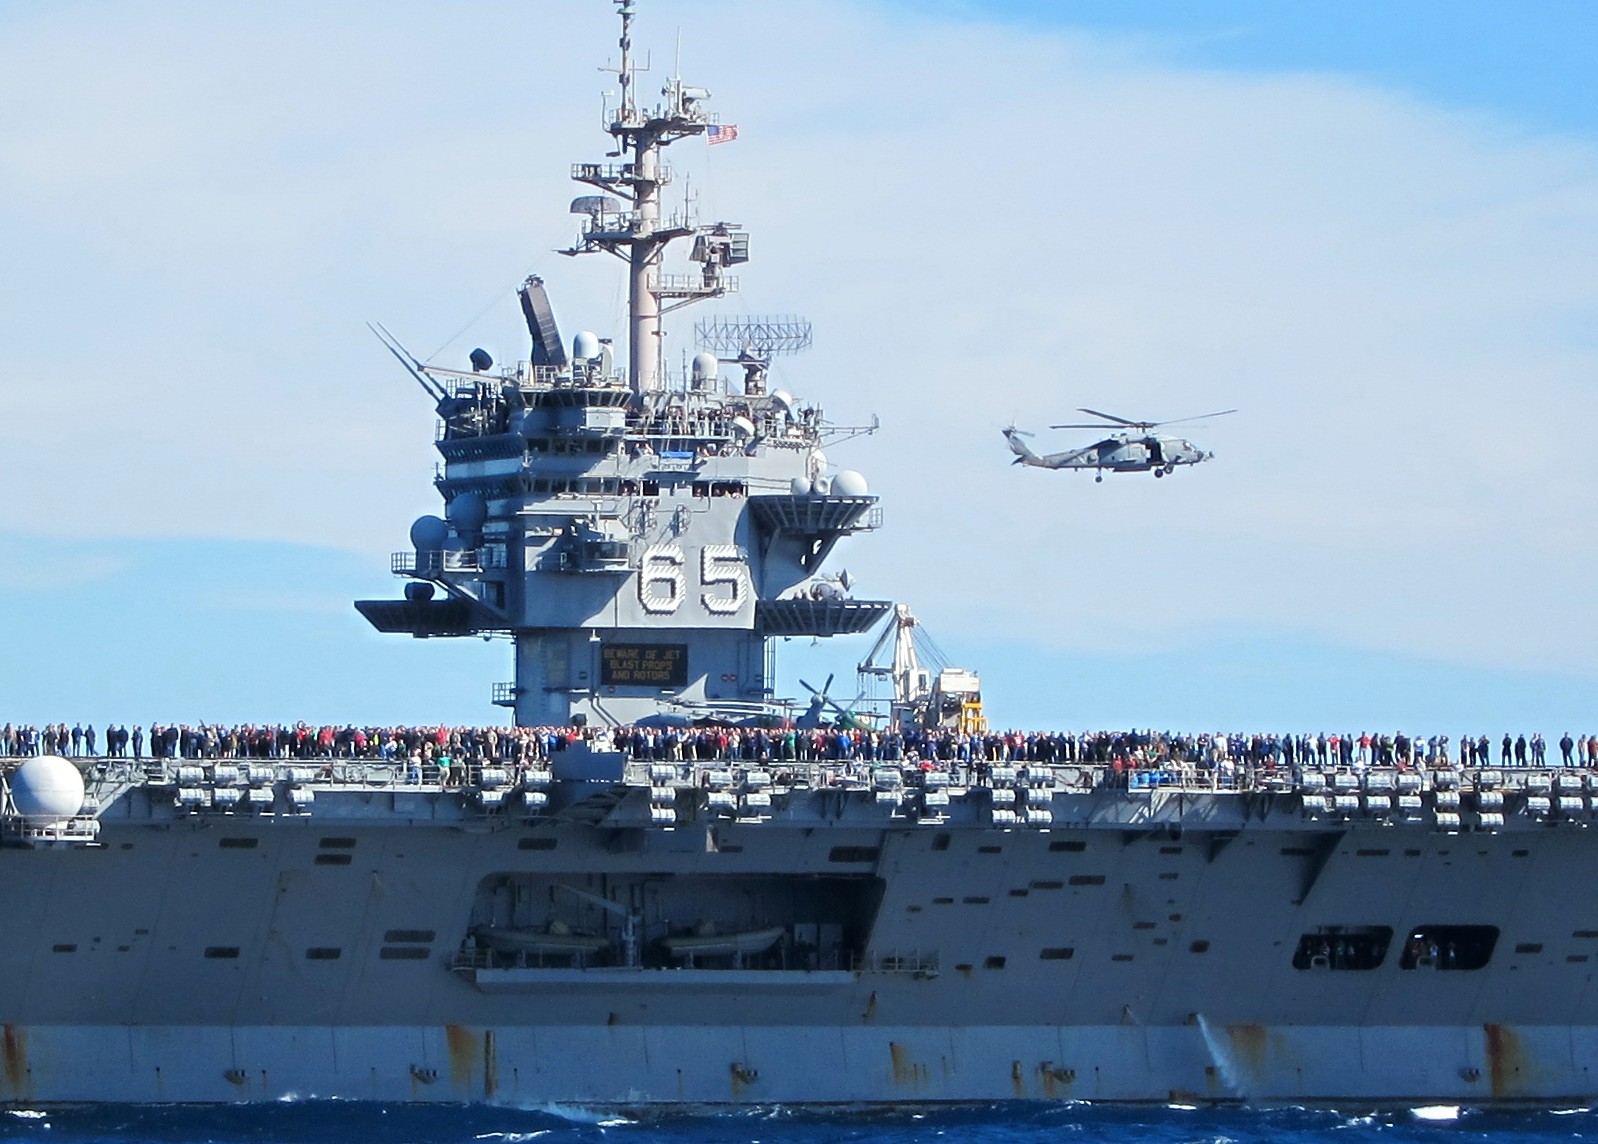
3,0,1595,1110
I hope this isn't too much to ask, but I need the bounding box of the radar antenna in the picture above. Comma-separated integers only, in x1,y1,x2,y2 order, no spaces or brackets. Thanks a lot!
695,315,813,358
694,315,812,395
562,0,745,393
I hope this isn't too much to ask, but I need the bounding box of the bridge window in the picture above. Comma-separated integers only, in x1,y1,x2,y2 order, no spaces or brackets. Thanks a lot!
1291,926,1392,971
1398,925,1498,971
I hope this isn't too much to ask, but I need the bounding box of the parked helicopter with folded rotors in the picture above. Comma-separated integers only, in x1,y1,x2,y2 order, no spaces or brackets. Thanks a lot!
1002,407,1235,481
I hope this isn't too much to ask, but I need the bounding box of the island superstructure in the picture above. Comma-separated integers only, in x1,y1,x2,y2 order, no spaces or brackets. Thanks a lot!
356,0,887,728
3,0,1598,1112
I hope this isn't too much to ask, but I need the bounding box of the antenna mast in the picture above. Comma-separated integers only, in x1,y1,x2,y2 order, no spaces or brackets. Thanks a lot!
564,0,748,394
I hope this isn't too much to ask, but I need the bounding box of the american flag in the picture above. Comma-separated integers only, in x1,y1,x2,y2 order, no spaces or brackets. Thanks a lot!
707,123,739,145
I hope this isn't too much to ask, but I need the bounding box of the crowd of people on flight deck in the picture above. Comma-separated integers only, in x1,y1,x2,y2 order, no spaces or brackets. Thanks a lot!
5,722,1598,777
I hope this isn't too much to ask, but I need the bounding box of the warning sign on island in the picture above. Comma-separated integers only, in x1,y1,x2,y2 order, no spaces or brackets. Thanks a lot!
600,643,688,688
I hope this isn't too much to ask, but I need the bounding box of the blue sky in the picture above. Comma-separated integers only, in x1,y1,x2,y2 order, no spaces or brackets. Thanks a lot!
2,0,1595,736
933,0,1598,135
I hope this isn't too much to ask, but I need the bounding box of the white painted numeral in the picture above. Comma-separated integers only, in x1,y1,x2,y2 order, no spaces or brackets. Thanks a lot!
700,545,747,615
638,545,685,614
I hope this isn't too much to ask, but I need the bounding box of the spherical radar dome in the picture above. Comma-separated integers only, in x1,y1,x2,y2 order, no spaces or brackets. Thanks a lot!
692,352,719,383
446,492,488,533
10,755,85,822
831,470,869,497
409,515,449,551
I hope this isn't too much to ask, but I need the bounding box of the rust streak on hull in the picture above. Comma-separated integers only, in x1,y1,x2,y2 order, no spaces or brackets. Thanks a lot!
1485,1023,1527,1099
1,1025,27,1100
446,1025,479,1090
1225,1023,1268,1079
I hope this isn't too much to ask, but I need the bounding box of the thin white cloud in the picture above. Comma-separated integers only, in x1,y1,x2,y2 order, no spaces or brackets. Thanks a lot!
1,0,1594,687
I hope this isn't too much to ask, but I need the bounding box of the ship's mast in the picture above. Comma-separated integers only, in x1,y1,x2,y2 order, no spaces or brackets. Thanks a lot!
616,2,661,392
566,0,746,393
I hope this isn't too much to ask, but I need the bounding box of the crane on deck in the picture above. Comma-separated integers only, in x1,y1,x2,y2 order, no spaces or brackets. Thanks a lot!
857,605,986,735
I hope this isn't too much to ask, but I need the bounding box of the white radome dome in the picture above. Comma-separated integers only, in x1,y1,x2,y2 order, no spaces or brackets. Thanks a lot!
10,755,85,822
831,470,869,497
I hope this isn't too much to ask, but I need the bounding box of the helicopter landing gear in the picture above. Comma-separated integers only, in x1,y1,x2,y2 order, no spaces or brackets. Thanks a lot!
1153,469,1164,478
1163,463,1175,475
1094,473,1103,483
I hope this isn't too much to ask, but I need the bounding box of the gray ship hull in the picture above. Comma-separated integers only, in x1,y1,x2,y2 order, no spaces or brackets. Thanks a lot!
4,759,1595,1108
0,1021,1578,1106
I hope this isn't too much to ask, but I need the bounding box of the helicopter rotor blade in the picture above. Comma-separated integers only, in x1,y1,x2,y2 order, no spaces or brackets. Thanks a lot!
1148,408,1238,428
1076,408,1148,428
1050,423,1120,430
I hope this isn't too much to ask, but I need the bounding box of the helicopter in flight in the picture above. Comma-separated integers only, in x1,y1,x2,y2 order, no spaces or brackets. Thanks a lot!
1002,407,1236,481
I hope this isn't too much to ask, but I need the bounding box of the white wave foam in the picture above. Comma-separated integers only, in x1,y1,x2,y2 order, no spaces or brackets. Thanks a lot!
509,1103,630,1125
1410,1104,1460,1121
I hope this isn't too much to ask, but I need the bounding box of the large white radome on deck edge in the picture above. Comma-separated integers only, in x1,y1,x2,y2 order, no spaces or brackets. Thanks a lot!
10,755,86,821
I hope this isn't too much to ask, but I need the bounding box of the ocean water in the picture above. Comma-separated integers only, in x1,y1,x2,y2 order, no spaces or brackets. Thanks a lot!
3,1103,1596,1144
